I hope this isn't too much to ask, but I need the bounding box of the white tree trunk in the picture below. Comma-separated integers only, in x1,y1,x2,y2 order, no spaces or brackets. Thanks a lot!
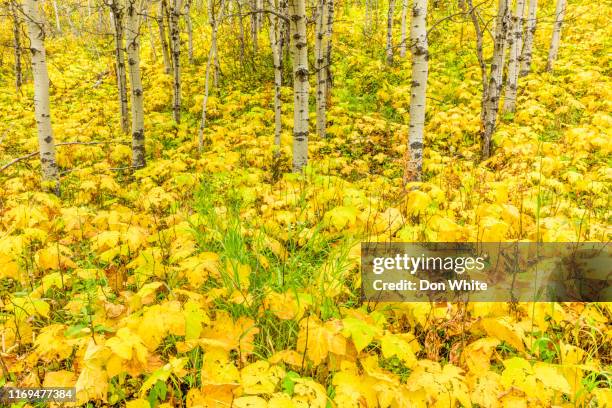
251,0,259,53
385,0,395,64
546,0,566,71
24,0,60,193
519,0,537,76
399,0,408,58
198,0,225,152
481,0,509,159
407,0,428,182
268,0,283,153
146,9,158,61
158,0,172,73
465,0,487,96
52,0,62,33
184,0,194,63
10,1,23,93
289,0,309,172
110,1,130,134
125,0,146,168
170,0,184,123
324,0,333,102
502,0,525,114
315,0,327,138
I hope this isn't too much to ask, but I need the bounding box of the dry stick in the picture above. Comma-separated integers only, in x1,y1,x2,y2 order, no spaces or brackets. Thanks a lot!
0,141,130,174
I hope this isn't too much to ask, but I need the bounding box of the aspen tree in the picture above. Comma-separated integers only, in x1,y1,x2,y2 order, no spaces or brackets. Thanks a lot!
251,0,258,53
502,0,525,114
399,0,407,58
169,0,184,122
108,0,130,134
23,0,60,193
315,0,327,138
51,0,61,33
406,0,427,181
289,0,309,172
481,0,509,159
157,0,172,73
268,0,283,153
10,1,23,93
364,0,372,35
464,0,487,96
146,7,158,61
385,0,395,64
519,0,537,76
324,0,333,102
184,0,194,63
125,0,146,168
546,0,566,71
198,0,225,152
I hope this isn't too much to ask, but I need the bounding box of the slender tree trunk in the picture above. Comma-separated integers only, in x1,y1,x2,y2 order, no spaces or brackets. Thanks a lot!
519,0,537,76
546,0,566,71
146,9,158,61
324,0,334,103
268,0,283,153
364,0,372,35
198,0,225,152
184,0,194,63
169,0,184,123
157,0,172,73
10,1,23,93
465,0,487,96
289,0,309,172
251,0,259,53
51,0,62,33
399,0,408,58
110,1,130,134
385,0,395,64
406,0,428,182
126,0,146,168
23,0,60,194
236,0,246,65
315,0,327,138
502,0,525,114
481,0,510,159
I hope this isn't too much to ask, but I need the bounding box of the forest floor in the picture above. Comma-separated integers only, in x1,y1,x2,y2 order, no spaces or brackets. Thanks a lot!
0,1,611,407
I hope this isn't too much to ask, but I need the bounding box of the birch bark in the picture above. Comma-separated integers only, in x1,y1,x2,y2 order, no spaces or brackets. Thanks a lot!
125,0,146,168
10,1,23,93
268,0,283,153
110,0,130,134
546,0,566,71
407,0,428,181
519,0,537,76
158,0,172,73
169,0,184,122
502,0,525,114
399,0,407,58
385,0,396,64
481,0,509,159
289,0,309,172
24,0,60,193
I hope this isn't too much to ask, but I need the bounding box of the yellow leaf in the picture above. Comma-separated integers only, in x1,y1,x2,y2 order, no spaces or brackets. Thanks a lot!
461,337,500,373
380,333,418,368
481,317,525,352
126,399,151,408
533,363,571,394
323,206,359,231
43,370,76,387
233,396,268,408
405,190,431,215
201,347,240,385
